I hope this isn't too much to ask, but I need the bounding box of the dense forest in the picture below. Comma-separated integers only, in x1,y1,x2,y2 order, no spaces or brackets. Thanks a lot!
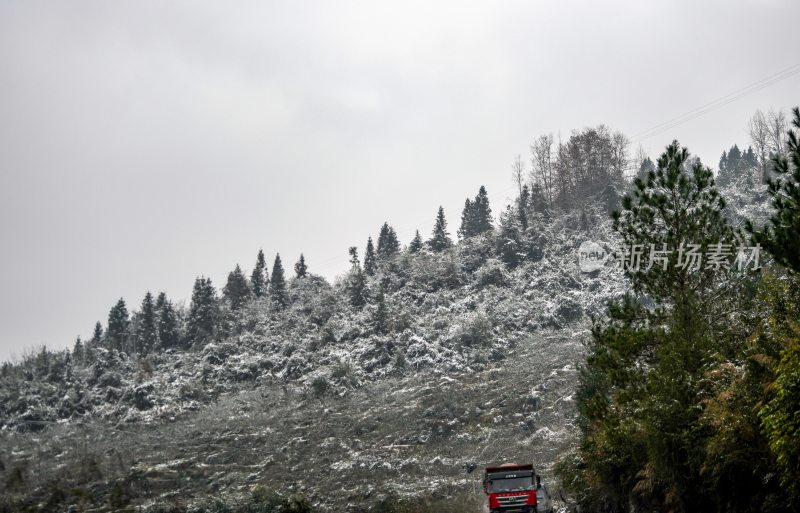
0,107,797,513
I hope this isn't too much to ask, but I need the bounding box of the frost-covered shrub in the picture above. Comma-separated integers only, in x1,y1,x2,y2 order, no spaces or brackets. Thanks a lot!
474,258,509,287
449,313,493,347
555,297,583,322
458,232,496,274
409,252,463,292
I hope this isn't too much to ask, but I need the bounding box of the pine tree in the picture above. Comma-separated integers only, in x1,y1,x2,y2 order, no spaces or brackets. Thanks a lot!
497,206,523,267
224,264,251,310
373,285,389,334
91,321,103,346
107,298,130,352
750,108,800,502
269,254,288,309
458,199,474,239
637,156,656,182
295,254,308,278
565,141,745,512
427,206,452,252
155,291,166,310
250,249,268,298
472,185,493,234
136,292,158,354
346,247,367,308
186,277,218,346
156,293,180,349
749,107,800,273
517,184,531,230
72,336,84,364
376,222,400,258
363,238,377,275
408,230,423,253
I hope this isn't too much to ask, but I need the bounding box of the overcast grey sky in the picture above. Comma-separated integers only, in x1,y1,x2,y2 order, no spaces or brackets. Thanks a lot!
0,0,798,361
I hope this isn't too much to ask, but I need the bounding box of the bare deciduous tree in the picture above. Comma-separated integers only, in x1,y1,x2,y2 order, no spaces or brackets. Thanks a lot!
748,109,770,182
511,155,525,196
530,134,555,207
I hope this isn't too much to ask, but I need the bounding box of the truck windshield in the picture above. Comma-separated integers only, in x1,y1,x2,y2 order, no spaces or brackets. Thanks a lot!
488,477,534,492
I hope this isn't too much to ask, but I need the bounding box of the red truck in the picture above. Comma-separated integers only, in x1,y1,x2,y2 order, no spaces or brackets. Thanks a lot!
483,463,547,513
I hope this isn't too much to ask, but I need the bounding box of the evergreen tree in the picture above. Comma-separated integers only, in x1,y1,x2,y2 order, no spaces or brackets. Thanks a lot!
373,285,389,334
224,264,251,310
427,206,452,252
347,246,367,308
517,184,531,230
472,185,493,233
530,183,548,214
749,107,800,273
155,291,166,310
186,277,218,346
497,206,523,268
458,199,474,239
250,249,268,298
458,187,493,238
136,291,158,354
363,238,377,275
294,254,308,278
157,293,181,349
72,336,84,364
637,156,656,181
269,254,288,309
376,222,400,258
91,321,103,346
107,298,130,352
563,141,746,512
750,108,800,503
408,230,423,253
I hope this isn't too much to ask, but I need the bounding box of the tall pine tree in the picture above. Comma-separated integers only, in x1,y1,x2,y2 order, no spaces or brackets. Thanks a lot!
250,249,268,298
186,277,218,346
458,199,474,239
156,292,180,349
107,298,130,352
364,237,377,275
346,247,367,308
91,321,103,346
136,292,158,354
472,185,493,234
376,222,400,259
427,206,452,252
408,230,423,253
269,254,288,309
294,254,308,278
224,264,251,310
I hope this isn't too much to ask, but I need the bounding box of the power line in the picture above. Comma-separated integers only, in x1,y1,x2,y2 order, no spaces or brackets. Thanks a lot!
631,63,800,141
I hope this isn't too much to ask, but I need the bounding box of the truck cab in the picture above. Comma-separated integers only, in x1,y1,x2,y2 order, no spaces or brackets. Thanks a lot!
483,463,538,513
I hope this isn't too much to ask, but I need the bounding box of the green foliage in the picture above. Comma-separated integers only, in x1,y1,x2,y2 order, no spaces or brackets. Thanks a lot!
749,107,800,274
157,293,181,349
186,277,219,346
363,237,377,275
107,298,130,352
224,264,252,310
136,291,158,353
427,206,452,252
373,285,389,334
251,249,268,298
408,230,423,253
269,254,288,309
294,254,308,279
562,141,769,513
458,186,493,239
377,222,400,259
